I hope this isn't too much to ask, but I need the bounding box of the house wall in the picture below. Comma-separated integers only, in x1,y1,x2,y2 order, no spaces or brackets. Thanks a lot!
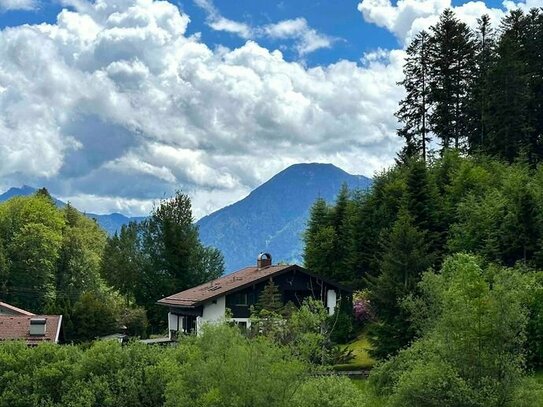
225,269,346,319
201,296,226,323
326,289,337,316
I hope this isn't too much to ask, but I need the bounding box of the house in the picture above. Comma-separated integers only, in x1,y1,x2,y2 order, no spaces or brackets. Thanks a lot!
158,253,351,337
0,301,62,345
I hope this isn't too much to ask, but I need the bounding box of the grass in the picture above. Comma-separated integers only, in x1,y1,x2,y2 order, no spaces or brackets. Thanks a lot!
334,330,376,371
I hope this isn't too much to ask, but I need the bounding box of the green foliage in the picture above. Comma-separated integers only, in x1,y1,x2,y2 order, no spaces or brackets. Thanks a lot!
328,309,353,344
370,254,536,407
303,185,356,285
291,376,368,407
0,340,171,407
367,208,435,358
165,324,307,407
396,8,543,163
0,194,66,311
102,191,224,331
254,279,284,314
69,292,120,342
119,307,149,338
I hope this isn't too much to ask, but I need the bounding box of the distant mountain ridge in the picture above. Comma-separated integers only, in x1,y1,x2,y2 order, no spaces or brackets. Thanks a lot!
0,186,145,235
1,163,372,271
196,163,372,272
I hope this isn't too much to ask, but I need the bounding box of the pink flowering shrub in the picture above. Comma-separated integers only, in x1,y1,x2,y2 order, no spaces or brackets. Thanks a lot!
353,291,375,323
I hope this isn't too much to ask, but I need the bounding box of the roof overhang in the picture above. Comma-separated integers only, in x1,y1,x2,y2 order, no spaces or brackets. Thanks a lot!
157,264,352,308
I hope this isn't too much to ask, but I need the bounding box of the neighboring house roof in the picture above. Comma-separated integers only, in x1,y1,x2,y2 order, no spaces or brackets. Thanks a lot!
158,263,350,308
0,301,35,316
0,315,63,345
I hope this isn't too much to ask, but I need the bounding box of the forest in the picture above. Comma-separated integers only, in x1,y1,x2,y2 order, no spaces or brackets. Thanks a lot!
1,6,543,407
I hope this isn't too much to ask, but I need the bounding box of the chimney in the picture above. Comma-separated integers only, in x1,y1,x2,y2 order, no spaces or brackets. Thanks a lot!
29,317,46,336
257,253,272,269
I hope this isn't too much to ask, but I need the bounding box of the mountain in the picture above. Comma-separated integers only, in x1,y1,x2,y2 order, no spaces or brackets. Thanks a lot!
196,163,372,273
0,185,66,208
0,186,143,235
1,163,372,269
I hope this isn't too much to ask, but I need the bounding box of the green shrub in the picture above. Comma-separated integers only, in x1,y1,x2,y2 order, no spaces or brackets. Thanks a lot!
292,376,368,407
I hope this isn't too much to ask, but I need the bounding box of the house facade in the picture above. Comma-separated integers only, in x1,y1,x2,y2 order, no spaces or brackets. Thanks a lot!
0,301,63,345
158,253,351,337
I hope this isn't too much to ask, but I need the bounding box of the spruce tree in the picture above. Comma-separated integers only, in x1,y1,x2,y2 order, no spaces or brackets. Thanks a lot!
303,198,335,278
485,10,531,162
467,14,496,151
396,30,432,162
367,209,435,359
429,9,477,152
525,9,543,163
255,280,283,313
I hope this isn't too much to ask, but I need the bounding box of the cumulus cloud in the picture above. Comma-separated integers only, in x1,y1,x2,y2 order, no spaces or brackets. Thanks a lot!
0,0,403,217
358,0,543,43
0,0,37,10
194,0,336,56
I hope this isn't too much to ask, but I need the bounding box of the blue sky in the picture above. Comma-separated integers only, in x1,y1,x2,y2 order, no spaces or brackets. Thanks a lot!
0,0,505,66
0,1,400,66
0,0,537,217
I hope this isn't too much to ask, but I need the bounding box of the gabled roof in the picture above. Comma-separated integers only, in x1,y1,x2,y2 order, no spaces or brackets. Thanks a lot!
158,264,350,308
0,301,35,316
0,315,62,345
158,264,295,308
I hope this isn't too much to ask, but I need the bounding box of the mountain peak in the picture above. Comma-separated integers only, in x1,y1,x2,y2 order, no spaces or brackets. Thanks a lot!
197,162,372,272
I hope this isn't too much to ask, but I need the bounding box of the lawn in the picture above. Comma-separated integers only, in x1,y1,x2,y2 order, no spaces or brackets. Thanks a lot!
334,331,375,371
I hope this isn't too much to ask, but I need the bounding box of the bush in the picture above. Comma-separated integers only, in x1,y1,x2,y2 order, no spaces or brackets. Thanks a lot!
369,254,541,407
164,324,307,407
329,310,354,343
119,306,149,338
292,376,368,407
388,360,477,407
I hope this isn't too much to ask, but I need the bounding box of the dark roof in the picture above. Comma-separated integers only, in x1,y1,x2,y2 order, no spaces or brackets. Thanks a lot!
0,301,35,316
0,315,62,345
158,264,350,308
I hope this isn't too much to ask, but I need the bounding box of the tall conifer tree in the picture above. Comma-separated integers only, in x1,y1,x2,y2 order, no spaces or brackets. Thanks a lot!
429,9,476,152
396,30,432,162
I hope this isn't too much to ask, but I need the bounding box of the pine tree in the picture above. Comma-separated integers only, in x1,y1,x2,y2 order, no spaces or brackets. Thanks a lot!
429,9,477,152
396,30,432,162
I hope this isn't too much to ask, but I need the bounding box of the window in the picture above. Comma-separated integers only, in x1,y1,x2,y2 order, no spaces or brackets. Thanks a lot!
235,293,248,306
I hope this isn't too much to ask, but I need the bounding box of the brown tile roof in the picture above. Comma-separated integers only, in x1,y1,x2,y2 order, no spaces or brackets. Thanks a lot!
0,301,35,316
158,264,295,308
0,315,62,345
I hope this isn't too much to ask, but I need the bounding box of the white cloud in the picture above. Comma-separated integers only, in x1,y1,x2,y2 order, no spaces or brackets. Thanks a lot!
0,0,403,217
194,0,336,56
262,18,336,56
0,0,37,10
357,0,543,44
194,0,252,38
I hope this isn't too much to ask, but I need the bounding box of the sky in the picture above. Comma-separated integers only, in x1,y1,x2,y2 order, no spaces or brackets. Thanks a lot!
0,0,540,218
